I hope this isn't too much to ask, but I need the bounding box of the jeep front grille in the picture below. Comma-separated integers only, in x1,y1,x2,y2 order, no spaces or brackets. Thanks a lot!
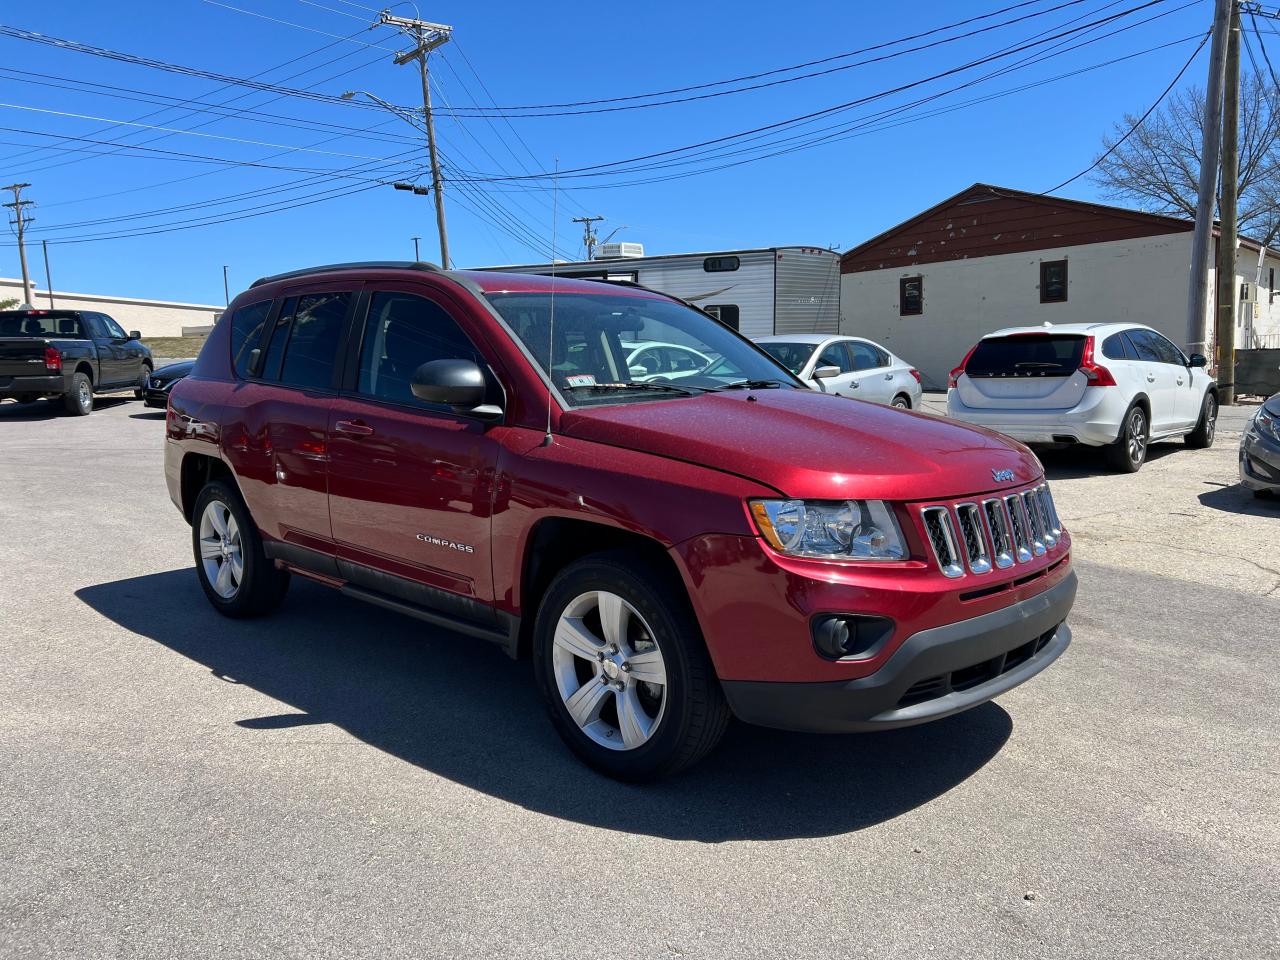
921,483,1063,579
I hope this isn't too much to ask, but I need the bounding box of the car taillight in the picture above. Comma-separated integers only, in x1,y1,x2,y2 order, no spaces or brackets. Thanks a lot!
1079,335,1116,386
908,368,921,384
44,346,61,372
948,343,979,389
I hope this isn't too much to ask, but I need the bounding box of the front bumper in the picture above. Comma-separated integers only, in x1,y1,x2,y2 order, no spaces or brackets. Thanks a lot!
721,570,1076,733
1240,428,1280,492
143,388,170,408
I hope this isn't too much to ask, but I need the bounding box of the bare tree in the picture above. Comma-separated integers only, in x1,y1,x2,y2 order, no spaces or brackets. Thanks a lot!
1094,74,1280,245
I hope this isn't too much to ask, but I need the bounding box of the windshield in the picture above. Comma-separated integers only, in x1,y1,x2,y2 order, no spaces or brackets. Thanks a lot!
0,312,85,339
966,334,1086,378
757,341,818,375
484,291,799,405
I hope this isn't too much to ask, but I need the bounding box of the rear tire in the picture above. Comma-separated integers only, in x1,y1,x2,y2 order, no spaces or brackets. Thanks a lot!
891,394,911,409
191,479,290,618
1106,404,1148,473
533,551,730,781
1184,392,1217,449
62,373,93,416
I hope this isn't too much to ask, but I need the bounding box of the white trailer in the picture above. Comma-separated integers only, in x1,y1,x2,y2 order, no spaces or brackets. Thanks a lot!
475,246,840,339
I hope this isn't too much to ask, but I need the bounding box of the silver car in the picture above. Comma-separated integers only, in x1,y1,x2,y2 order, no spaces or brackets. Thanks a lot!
1241,393,1280,498
754,334,923,409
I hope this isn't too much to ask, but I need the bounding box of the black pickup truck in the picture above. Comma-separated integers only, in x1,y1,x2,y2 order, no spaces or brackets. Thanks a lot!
0,309,153,415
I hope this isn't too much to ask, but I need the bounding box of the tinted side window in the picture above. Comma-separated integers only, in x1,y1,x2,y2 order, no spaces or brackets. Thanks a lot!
356,292,482,409
817,342,854,373
847,340,883,371
1147,331,1186,365
1102,332,1135,360
230,301,273,379
277,292,350,390
101,315,129,339
259,297,295,381
1125,330,1163,363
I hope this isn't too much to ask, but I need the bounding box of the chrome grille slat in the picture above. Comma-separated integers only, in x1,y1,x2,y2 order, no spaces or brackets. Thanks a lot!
1003,494,1034,563
1038,484,1062,537
921,506,965,579
982,498,1015,569
955,503,992,574
1021,491,1047,555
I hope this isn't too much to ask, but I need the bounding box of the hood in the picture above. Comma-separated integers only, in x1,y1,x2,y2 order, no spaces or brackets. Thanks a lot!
153,360,195,380
559,388,1042,501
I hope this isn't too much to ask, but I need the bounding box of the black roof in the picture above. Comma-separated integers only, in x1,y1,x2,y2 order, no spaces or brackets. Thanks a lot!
250,260,442,288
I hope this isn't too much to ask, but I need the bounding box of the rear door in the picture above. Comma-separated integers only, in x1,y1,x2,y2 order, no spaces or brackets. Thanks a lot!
327,283,502,606
955,333,1089,410
846,339,893,403
1124,329,1179,433
243,284,357,551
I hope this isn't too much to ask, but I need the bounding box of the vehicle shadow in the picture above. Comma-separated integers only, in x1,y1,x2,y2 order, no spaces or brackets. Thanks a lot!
0,399,61,421
129,411,167,420
1198,481,1279,516
76,570,1012,842
1037,442,1180,480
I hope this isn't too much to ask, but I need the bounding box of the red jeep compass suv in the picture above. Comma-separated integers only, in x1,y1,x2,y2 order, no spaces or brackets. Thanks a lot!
165,262,1076,780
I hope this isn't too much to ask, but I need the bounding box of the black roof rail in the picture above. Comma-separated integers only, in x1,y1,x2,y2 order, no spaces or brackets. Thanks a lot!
249,260,442,289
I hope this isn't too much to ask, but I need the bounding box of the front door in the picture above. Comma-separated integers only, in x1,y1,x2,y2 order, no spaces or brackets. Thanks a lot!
813,340,856,396
1125,329,1179,434
327,285,501,606
86,313,130,387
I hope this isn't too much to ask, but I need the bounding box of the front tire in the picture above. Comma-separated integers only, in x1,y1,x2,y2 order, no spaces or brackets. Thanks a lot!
133,363,153,400
1185,392,1217,448
63,372,93,416
191,479,290,618
533,552,729,781
1106,404,1148,472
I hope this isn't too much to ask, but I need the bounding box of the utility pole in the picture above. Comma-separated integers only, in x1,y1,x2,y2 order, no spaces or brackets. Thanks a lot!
3,182,35,306
1215,0,1241,405
1187,0,1234,357
379,12,452,269
222,265,230,307
41,240,54,307
572,215,606,260
411,236,421,261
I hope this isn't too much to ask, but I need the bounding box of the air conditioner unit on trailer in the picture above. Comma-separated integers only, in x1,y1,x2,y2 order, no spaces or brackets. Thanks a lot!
595,242,644,260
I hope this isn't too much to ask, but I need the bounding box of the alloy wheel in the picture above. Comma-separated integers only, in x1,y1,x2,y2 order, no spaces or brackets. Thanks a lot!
198,500,243,599
78,379,91,411
551,590,668,751
1128,409,1148,466
1205,396,1218,443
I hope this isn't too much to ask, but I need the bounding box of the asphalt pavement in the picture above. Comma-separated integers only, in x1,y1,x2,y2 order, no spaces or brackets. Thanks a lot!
0,395,1276,959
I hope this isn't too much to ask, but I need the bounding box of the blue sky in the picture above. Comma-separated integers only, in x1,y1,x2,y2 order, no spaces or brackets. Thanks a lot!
0,0,1214,305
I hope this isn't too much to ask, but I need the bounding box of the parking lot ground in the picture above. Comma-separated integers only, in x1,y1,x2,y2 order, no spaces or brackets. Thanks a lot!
1,398,1277,959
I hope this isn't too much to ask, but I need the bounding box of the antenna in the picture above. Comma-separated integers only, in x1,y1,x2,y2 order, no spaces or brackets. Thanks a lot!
541,160,559,447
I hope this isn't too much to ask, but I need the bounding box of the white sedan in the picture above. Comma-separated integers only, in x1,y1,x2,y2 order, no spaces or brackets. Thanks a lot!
754,334,924,408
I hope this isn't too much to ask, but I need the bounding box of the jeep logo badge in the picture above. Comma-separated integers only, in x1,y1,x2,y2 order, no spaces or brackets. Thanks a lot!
992,468,1015,483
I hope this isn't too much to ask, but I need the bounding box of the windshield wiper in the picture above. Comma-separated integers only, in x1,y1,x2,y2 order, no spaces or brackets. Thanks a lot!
565,381,704,396
708,379,787,392
1013,362,1066,369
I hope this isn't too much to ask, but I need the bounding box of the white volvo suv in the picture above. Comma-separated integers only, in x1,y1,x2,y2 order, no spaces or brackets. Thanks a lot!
947,323,1218,472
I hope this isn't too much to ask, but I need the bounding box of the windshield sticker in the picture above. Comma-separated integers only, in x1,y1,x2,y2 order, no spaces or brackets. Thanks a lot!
565,374,597,387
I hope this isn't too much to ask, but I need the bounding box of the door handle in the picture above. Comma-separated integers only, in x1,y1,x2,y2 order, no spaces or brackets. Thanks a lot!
884,373,893,380
1176,378,1184,385
335,419,374,437
1146,374,1155,383
850,380,860,388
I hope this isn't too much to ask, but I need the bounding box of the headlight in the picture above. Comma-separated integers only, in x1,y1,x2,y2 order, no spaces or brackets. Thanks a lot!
749,499,908,561
1255,408,1280,442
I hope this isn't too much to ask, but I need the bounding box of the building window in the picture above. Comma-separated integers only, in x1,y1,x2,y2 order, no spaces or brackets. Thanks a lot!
1040,259,1068,303
899,276,923,316
703,304,739,330
703,256,740,273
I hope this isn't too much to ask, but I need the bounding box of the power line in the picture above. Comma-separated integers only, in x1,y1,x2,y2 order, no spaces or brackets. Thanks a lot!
1043,29,1209,192
199,0,397,49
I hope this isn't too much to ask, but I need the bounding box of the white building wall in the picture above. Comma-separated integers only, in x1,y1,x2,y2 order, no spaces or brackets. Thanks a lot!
0,278,221,338
840,233,1214,389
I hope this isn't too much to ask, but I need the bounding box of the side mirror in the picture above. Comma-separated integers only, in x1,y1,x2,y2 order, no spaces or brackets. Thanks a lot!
629,365,649,379
129,330,142,341
410,359,502,420
1188,353,1208,368
812,365,841,380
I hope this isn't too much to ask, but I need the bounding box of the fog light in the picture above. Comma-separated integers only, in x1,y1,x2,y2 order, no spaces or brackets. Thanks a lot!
812,614,895,661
